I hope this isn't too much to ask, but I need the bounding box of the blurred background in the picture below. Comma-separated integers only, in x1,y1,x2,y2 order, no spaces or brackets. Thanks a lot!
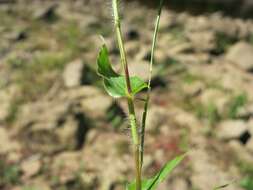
0,0,253,190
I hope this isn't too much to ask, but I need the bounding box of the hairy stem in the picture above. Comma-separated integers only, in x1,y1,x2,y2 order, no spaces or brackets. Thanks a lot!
140,0,164,168
128,99,141,190
112,0,141,189
112,0,131,93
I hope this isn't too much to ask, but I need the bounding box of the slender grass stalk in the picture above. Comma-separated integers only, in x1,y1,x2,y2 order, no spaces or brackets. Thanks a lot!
112,0,141,189
112,0,132,94
140,0,165,168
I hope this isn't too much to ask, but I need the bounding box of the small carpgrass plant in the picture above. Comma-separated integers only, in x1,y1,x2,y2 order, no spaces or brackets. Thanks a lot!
96,1,237,190
96,0,185,189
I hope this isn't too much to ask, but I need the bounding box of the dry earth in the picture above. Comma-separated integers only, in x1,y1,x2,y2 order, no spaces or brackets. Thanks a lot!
0,1,253,190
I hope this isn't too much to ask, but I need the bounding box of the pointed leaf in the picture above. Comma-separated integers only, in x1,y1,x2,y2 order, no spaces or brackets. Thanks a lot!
146,154,186,190
97,44,119,78
104,76,147,98
97,44,147,98
240,177,253,190
126,179,152,190
126,154,185,190
104,76,126,98
130,77,148,95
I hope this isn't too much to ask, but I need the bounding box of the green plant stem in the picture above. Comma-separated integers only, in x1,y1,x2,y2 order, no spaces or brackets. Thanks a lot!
112,0,141,189
112,0,131,93
128,99,141,190
140,0,164,168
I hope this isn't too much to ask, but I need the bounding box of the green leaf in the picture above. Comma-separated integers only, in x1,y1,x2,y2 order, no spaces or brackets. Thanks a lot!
104,76,126,98
130,77,148,95
104,76,147,98
145,154,186,190
240,177,253,190
97,44,118,78
97,44,147,98
126,154,185,190
126,179,152,190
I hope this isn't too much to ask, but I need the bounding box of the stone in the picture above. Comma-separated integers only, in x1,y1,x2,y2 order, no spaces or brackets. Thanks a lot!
182,81,204,97
217,120,248,140
210,14,238,37
237,103,253,119
145,106,168,132
21,158,41,179
63,59,84,88
80,92,113,119
246,138,253,153
158,11,175,31
155,49,169,64
7,151,22,163
50,152,81,183
0,85,18,122
56,115,81,149
0,92,10,122
124,41,140,57
82,132,131,190
12,183,51,190
190,149,241,190
168,42,192,55
186,31,215,52
226,42,253,71
248,119,253,134
7,29,27,42
170,178,188,190
229,140,253,164
128,61,150,81
14,91,91,153
200,89,230,115
0,127,20,154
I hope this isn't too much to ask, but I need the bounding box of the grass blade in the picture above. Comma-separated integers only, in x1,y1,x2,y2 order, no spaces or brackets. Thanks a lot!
140,0,165,167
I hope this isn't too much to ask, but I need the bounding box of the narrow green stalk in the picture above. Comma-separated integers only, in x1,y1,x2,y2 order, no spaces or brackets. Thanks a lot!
112,0,141,189
128,99,141,190
140,0,164,168
112,0,132,94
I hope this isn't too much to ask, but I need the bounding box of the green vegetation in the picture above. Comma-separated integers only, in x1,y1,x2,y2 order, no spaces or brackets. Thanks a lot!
184,90,248,128
0,159,21,187
196,102,220,126
246,33,253,45
57,22,87,55
168,23,185,42
96,1,185,190
5,99,21,124
179,129,190,152
182,73,203,84
227,93,248,119
240,177,253,190
212,32,237,55
22,187,38,190
3,51,72,124
7,51,70,101
237,160,253,190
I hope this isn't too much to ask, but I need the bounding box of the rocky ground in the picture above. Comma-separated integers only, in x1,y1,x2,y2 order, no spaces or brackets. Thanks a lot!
0,1,253,190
